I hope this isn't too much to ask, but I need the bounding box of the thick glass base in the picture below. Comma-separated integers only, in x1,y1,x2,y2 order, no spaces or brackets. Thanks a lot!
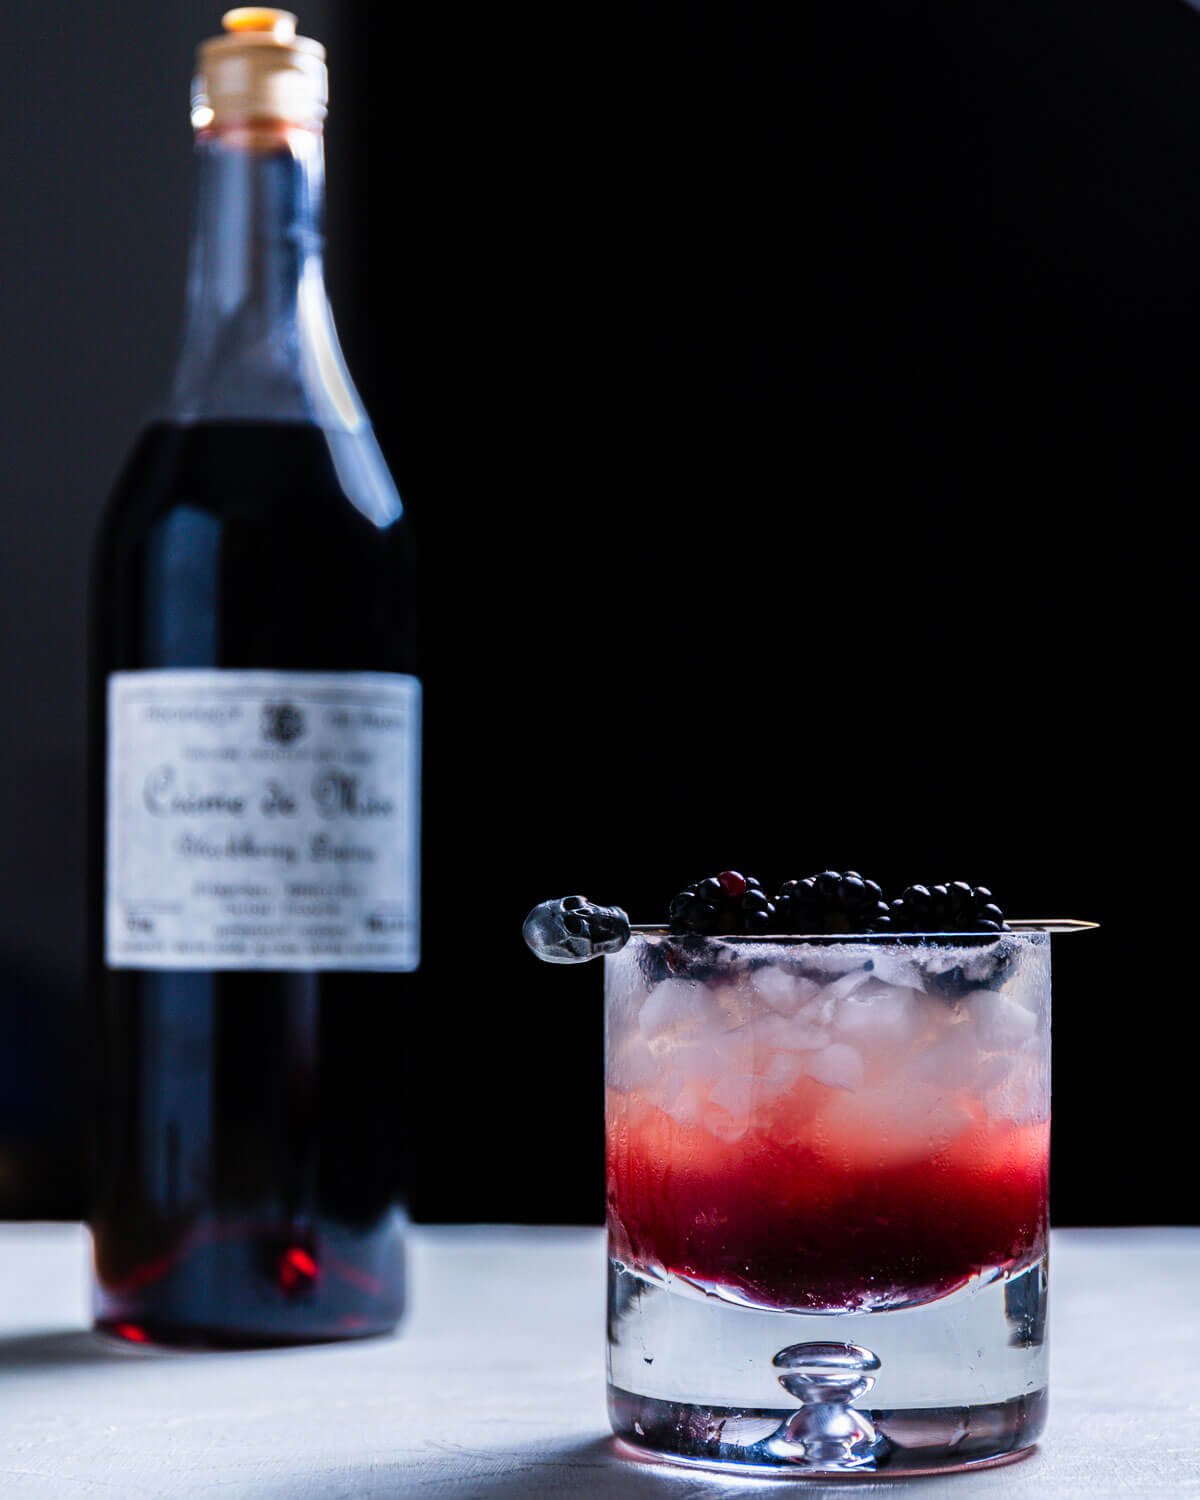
609,1387,1046,1476
607,1253,1047,1475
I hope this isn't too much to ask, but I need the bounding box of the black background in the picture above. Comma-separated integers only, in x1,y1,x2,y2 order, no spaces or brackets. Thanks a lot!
2,1,1197,1225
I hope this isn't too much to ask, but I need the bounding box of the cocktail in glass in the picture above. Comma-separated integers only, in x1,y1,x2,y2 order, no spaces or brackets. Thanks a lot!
605,929,1053,1474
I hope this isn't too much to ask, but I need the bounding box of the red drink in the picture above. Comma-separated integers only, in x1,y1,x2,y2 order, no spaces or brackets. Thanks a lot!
609,1080,1048,1311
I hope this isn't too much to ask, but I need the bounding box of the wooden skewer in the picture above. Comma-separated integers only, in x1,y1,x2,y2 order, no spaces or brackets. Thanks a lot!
1006,919,1098,933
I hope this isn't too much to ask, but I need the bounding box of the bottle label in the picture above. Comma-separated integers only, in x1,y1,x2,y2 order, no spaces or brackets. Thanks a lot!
105,670,420,971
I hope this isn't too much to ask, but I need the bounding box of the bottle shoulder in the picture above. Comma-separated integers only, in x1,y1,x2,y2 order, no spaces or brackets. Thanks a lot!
99,420,411,543
93,419,420,675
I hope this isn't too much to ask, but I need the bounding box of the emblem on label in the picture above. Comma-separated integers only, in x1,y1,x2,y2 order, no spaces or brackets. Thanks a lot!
262,702,306,745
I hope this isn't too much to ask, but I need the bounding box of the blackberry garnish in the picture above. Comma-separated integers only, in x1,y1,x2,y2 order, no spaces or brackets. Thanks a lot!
668,870,775,935
890,882,1009,934
775,871,891,935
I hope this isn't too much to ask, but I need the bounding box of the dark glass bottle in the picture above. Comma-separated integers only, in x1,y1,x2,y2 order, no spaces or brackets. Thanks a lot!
89,12,418,1346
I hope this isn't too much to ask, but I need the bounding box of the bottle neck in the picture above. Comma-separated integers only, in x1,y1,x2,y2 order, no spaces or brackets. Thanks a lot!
168,127,363,428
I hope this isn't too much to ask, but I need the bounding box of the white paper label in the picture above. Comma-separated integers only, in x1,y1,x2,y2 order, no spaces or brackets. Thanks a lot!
106,670,420,971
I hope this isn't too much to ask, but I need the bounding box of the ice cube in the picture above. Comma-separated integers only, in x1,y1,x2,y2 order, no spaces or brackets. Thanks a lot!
756,1050,807,1095
750,1011,829,1053
976,1053,1017,1093
867,952,927,992
819,966,875,1006
793,946,874,981
753,965,821,1016
912,1022,984,1091
969,990,1039,1051
638,978,712,1044
662,1078,708,1128
651,1044,717,1092
606,1030,660,1093
708,1072,755,1119
833,980,922,1049
805,1042,864,1092
710,982,762,1031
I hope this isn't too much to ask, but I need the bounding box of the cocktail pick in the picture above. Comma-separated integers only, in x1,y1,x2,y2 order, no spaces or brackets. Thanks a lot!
523,898,1098,962
627,918,1098,937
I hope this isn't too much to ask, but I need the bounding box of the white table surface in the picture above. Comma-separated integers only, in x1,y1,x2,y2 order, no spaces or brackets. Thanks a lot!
0,1225,1196,1498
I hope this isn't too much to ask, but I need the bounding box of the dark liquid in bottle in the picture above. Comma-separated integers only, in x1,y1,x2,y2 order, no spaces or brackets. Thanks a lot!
90,420,418,1346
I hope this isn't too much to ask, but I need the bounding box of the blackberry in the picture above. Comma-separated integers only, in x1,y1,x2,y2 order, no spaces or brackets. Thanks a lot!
667,870,775,935
889,882,1009,935
775,871,891,935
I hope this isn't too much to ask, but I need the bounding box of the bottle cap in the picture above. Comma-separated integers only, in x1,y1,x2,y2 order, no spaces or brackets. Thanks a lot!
192,9,328,133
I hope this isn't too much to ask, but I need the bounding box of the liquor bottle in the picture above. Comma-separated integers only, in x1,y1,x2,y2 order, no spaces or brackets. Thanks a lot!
89,10,419,1345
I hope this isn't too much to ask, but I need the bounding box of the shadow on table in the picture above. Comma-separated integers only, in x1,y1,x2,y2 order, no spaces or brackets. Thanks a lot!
0,1328,169,1376
452,1438,916,1497
245,1436,1003,1498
